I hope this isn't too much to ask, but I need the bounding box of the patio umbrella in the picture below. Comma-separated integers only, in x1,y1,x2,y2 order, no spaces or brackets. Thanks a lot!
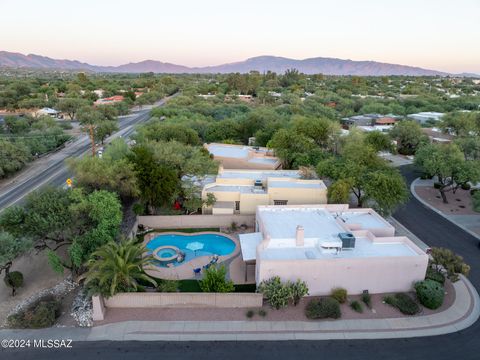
186,241,204,255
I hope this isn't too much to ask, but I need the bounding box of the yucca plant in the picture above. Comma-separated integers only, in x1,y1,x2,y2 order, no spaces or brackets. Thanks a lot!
85,239,157,297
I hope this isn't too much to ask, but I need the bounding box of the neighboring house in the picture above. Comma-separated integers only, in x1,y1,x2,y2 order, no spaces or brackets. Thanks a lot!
357,125,393,133
34,107,60,118
204,143,282,170
342,114,401,129
239,204,428,296
202,168,327,215
407,112,444,124
422,127,454,143
94,95,125,106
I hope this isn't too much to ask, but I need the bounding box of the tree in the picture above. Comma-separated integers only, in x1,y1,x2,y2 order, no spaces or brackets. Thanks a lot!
67,156,139,199
135,121,200,145
0,140,30,178
439,112,480,137
182,182,216,215
364,131,395,153
199,265,235,293
56,98,89,120
94,120,118,144
415,143,480,203
389,120,428,155
85,239,157,297
318,141,408,214
129,145,179,214
328,179,351,204
0,232,32,294
292,116,340,150
267,129,319,169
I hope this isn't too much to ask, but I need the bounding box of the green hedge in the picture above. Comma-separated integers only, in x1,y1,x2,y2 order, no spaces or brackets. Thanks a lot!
384,293,420,315
305,297,341,319
415,280,444,310
425,267,445,285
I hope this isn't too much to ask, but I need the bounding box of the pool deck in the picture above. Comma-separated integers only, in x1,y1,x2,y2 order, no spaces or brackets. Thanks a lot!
143,231,241,280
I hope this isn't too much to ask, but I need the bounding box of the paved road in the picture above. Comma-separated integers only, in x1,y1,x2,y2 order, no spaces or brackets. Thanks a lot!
2,167,480,359
0,99,169,211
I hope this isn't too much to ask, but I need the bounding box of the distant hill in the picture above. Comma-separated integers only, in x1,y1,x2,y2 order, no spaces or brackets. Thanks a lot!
1,51,477,76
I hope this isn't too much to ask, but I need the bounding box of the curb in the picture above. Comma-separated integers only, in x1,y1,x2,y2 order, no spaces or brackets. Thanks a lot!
1,277,478,342
410,178,480,241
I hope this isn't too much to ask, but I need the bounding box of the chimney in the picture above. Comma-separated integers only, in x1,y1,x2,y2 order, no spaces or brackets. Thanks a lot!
296,225,304,247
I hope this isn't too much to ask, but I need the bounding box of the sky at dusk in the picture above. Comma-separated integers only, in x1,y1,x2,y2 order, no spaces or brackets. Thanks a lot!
1,0,479,73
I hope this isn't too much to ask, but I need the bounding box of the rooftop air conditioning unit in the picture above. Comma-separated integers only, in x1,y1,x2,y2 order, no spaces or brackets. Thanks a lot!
338,232,355,249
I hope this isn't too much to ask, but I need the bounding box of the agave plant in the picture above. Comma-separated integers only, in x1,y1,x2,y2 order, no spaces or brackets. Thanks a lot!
85,239,157,297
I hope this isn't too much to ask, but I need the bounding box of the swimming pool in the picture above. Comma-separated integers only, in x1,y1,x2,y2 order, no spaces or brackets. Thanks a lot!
145,233,236,267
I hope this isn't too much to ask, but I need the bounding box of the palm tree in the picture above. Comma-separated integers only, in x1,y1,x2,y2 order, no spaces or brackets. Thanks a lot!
85,239,157,297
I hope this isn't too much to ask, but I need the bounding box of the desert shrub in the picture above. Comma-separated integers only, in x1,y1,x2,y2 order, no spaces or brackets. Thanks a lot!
430,247,470,282
4,271,24,296
8,298,61,329
258,276,293,309
433,182,441,189
384,293,420,315
461,183,471,190
245,310,255,318
415,280,444,310
157,279,179,293
199,265,234,293
258,309,267,317
331,287,347,304
350,300,363,313
305,297,341,319
361,292,371,308
291,279,309,305
425,267,445,285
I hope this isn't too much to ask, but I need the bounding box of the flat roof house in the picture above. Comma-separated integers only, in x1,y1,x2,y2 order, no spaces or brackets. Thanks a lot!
407,112,444,124
239,205,428,295
202,168,327,215
204,143,282,170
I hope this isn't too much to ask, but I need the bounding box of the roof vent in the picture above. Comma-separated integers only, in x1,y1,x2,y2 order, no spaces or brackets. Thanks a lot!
338,232,355,249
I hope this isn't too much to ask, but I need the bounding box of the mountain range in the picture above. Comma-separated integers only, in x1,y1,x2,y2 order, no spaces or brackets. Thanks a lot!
0,51,476,76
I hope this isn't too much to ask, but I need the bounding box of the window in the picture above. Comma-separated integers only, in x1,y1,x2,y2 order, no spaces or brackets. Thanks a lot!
274,200,288,206
235,201,240,211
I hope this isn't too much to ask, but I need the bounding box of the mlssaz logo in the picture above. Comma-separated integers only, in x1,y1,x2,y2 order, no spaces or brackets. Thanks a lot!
33,339,73,348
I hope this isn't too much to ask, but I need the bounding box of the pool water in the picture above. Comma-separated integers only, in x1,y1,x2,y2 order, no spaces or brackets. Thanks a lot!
146,233,236,267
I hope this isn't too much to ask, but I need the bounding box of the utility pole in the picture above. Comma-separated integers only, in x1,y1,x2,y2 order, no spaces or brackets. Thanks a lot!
88,124,96,157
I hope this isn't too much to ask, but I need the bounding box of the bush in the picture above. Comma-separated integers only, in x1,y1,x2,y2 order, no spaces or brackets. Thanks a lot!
433,182,442,189
157,280,179,293
245,310,255,318
4,271,24,296
258,309,267,317
350,300,363,313
461,183,471,190
420,173,432,180
384,293,420,315
199,265,234,293
430,247,470,282
291,279,309,306
305,297,341,319
331,287,347,304
415,280,444,310
258,276,293,309
8,298,61,329
361,292,371,308
425,267,445,285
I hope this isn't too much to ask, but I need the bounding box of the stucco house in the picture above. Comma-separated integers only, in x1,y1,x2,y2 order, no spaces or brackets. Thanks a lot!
204,143,282,170
202,168,327,215
239,204,429,295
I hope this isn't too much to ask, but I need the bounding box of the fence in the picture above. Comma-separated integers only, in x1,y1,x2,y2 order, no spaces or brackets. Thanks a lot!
92,292,263,321
137,214,255,229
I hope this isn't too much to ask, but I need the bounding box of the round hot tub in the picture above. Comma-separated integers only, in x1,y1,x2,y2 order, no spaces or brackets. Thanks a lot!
153,246,183,264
